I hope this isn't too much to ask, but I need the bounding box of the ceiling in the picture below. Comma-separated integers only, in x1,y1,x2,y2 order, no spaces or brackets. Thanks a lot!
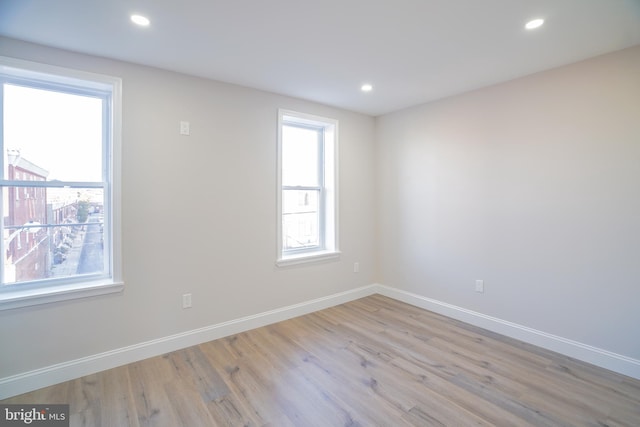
1,0,639,116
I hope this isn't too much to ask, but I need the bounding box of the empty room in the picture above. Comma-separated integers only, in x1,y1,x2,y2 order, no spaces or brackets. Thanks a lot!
1,0,639,425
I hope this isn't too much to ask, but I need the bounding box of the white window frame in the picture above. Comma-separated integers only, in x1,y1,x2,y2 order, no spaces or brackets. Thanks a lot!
0,56,123,310
277,109,339,266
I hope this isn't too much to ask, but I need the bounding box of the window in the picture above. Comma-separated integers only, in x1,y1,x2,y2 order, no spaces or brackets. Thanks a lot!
0,57,122,309
277,109,338,265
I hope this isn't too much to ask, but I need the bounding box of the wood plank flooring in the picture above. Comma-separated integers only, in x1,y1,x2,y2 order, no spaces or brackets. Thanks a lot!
3,295,640,426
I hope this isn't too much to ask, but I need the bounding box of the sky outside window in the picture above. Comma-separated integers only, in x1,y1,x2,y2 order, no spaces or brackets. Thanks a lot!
282,125,320,187
3,84,103,182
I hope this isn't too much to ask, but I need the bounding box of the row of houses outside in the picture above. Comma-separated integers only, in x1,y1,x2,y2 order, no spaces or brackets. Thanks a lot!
3,149,101,284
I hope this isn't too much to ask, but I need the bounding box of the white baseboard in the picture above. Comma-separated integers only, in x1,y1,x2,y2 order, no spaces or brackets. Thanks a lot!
373,284,640,380
2,283,638,400
0,285,377,400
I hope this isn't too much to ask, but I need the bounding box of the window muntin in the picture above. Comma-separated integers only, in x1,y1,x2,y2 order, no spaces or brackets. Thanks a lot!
0,56,121,307
277,110,338,265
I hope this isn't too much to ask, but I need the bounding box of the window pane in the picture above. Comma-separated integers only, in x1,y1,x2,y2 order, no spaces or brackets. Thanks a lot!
3,186,105,284
3,84,103,182
282,125,319,187
282,189,319,250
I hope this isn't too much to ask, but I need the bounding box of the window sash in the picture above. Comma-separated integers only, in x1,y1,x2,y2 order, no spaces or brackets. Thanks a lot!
281,123,323,188
0,181,111,292
0,67,113,289
282,186,322,252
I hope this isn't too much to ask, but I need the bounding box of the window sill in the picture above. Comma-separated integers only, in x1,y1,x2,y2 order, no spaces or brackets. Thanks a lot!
0,279,124,311
276,250,341,267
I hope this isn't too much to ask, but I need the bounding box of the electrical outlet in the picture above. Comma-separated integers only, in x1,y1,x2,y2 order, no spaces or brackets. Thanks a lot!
475,280,484,293
182,293,192,308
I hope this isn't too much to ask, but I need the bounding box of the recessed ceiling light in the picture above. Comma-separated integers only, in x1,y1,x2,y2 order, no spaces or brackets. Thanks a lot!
525,18,544,30
361,84,373,92
131,14,150,27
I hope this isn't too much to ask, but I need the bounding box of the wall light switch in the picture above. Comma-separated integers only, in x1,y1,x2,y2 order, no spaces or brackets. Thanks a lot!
180,121,190,136
475,280,484,293
182,293,192,308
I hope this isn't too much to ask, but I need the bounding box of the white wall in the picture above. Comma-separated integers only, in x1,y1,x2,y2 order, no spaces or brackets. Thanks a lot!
376,45,640,361
2,36,639,396
0,38,376,381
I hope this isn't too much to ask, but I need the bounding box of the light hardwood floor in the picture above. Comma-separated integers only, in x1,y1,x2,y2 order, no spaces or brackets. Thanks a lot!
3,295,640,426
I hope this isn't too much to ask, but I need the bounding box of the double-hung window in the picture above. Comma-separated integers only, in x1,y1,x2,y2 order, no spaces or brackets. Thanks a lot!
277,109,338,265
0,57,122,309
